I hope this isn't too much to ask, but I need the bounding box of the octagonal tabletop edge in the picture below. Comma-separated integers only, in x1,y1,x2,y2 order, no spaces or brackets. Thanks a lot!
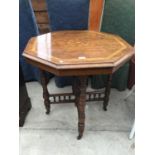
23,30,134,70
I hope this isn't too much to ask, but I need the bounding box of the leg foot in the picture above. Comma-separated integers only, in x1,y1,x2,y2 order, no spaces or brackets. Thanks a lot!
77,122,84,140
45,108,50,114
44,98,50,114
77,135,82,140
103,107,107,111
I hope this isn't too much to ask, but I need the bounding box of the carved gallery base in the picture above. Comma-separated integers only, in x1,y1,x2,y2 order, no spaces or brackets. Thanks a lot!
40,70,112,139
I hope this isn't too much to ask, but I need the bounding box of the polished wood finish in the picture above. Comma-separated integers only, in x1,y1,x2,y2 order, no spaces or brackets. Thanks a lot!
25,57,113,76
89,0,105,31
23,31,134,74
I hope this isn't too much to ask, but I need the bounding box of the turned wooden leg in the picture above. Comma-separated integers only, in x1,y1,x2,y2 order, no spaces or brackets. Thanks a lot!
103,74,112,111
40,69,50,114
72,77,80,107
76,76,87,140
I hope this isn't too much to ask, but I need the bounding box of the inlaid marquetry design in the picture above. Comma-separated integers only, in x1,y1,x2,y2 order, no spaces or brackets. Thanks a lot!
23,30,134,70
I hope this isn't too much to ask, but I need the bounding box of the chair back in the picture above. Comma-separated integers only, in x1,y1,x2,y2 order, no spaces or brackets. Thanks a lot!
31,0,105,33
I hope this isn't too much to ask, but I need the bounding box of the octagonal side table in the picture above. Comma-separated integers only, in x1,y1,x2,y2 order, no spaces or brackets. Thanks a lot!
23,30,134,139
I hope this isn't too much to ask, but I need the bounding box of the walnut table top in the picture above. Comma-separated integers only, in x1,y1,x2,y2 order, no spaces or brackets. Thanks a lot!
23,30,134,76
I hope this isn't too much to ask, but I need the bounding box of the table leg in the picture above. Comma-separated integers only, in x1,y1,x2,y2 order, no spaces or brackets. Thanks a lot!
72,77,80,107
103,74,112,111
75,76,87,140
40,69,50,114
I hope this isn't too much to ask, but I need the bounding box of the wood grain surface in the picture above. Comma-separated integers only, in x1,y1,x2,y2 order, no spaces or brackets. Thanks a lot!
23,30,134,71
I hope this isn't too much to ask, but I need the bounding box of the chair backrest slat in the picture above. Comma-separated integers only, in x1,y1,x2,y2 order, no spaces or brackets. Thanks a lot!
89,0,105,31
31,0,50,33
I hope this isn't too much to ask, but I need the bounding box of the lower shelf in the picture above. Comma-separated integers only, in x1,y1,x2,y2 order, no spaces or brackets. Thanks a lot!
49,90,105,104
